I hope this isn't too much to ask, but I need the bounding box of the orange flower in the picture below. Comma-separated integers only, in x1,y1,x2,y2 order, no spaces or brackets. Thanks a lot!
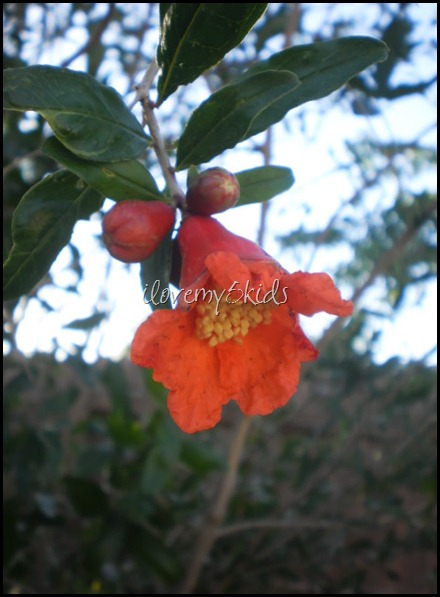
131,216,353,434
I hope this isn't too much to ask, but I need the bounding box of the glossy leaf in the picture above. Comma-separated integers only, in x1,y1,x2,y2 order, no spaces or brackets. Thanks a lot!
176,36,388,169
3,65,150,161
235,165,295,206
159,3,172,24
3,171,103,301
43,137,163,202
157,3,268,103
140,232,173,310
176,70,300,170
243,36,389,137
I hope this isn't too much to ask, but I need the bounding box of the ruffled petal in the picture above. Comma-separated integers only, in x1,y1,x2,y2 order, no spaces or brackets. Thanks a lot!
247,260,286,294
131,309,231,433
283,272,353,317
217,305,317,417
132,224,354,433
131,309,183,372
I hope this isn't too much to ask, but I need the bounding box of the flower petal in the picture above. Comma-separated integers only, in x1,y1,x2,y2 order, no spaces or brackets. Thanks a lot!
283,272,354,317
132,217,354,434
131,309,231,433
217,306,317,417
205,252,251,293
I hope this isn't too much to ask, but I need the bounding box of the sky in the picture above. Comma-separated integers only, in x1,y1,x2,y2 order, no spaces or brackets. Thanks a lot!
4,3,437,366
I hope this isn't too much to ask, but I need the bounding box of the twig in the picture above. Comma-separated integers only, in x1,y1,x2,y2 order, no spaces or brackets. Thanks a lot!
3,149,42,177
283,3,300,48
180,416,252,594
134,61,185,207
132,59,159,104
60,4,116,68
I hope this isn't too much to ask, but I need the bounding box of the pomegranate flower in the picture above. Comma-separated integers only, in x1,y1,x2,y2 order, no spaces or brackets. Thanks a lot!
131,216,353,434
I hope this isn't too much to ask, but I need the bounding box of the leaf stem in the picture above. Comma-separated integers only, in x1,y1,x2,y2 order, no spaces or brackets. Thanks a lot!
180,415,252,594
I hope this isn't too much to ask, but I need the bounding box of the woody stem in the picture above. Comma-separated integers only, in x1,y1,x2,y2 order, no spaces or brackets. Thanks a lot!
135,60,185,207
180,415,252,594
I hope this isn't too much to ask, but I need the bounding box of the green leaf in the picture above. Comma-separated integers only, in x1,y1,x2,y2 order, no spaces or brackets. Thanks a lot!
243,36,389,137
159,3,172,24
157,3,268,103
64,476,109,517
3,65,150,161
140,232,173,310
43,137,163,202
235,165,295,206
176,36,388,169
176,70,300,170
3,171,103,301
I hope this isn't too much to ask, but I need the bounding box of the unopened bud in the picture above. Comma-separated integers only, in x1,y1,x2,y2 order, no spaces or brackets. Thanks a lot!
102,200,175,263
186,167,240,215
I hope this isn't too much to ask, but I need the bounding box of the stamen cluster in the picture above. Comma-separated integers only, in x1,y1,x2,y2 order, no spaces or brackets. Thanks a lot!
195,298,272,347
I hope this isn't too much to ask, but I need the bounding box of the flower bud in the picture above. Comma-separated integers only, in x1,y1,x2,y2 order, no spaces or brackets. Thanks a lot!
102,200,175,263
186,167,240,215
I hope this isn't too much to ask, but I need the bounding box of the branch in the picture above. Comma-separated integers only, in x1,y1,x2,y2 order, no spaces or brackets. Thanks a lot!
134,61,185,207
61,4,117,69
3,149,42,177
180,416,252,594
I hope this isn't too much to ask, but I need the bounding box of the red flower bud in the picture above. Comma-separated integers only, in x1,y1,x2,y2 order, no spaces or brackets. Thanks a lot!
186,167,240,215
102,200,175,263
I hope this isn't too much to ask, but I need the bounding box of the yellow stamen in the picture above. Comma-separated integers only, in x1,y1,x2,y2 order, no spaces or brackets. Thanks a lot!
194,294,273,346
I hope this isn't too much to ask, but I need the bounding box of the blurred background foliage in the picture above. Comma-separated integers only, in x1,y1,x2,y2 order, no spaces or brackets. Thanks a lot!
3,3,437,594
